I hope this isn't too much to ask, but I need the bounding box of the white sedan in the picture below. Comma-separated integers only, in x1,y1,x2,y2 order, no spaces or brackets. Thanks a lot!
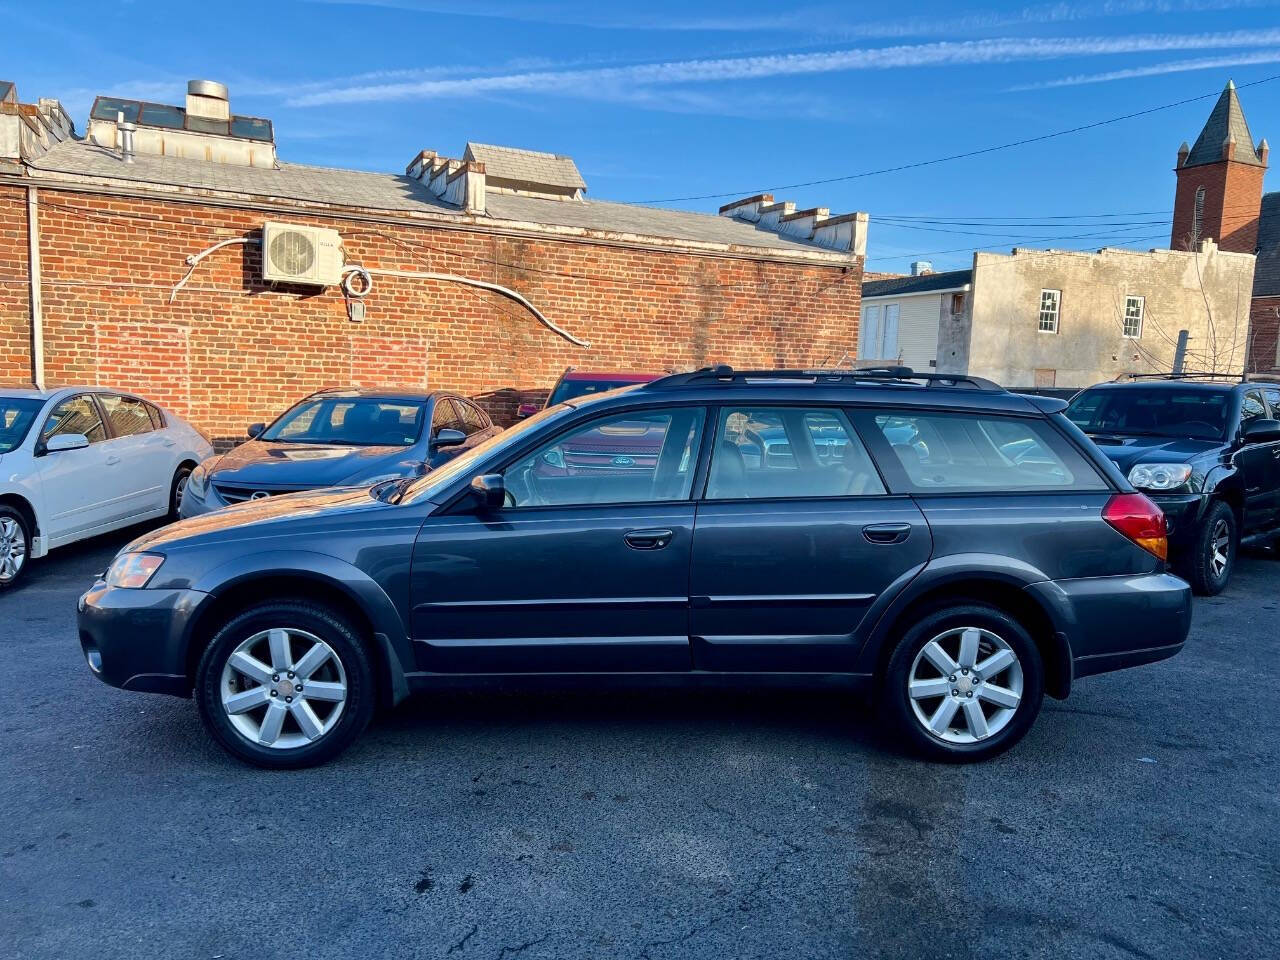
0,387,213,590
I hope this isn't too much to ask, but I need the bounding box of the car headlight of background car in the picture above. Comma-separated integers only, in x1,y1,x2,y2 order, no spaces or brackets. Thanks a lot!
1128,463,1193,491
106,553,165,589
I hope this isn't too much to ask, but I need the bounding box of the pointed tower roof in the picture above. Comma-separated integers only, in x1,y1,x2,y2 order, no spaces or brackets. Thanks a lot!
1184,80,1264,167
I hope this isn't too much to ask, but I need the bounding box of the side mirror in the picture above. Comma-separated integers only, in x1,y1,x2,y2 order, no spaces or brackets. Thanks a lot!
45,433,89,453
247,423,265,439
516,403,539,419
469,473,505,509
1242,417,1280,444
431,427,466,451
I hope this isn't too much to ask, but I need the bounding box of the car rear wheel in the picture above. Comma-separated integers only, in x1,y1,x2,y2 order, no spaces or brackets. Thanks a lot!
195,601,374,769
169,465,193,519
0,507,31,592
1185,501,1235,596
882,604,1044,762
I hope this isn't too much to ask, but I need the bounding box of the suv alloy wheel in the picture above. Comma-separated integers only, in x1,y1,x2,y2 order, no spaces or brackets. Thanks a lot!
883,604,1044,762
1185,500,1236,596
195,601,375,769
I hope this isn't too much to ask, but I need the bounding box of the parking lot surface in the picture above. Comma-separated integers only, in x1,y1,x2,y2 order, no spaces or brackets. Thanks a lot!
2,525,1277,960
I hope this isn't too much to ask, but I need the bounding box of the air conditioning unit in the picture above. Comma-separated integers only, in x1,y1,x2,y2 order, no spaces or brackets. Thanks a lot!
261,221,344,286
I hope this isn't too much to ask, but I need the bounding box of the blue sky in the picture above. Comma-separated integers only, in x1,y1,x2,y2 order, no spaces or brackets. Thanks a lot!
4,0,1279,271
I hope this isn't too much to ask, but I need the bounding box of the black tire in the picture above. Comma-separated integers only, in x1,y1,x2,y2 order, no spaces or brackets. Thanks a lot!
195,601,375,769
881,603,1044,763
1183,500,1236,596
0,505,32,592
169,465,193,520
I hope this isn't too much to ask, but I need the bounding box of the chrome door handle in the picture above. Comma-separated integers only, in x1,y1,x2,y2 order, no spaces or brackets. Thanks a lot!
105,455,122,466
624,528,674,550
863,522,912,544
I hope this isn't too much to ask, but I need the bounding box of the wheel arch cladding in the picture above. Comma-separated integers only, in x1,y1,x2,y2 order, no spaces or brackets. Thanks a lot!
868,576,1072,700
184,558,412,708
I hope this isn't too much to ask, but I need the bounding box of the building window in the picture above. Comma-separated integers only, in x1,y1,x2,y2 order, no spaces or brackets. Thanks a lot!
1123,296,1145,338
1193,186,1206,243
860,303,900,360
1038,289,1061,333
950,292,966,317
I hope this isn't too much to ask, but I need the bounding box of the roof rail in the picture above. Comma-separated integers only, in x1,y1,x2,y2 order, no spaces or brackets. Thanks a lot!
1114,372,1246,382
645,364,1004,392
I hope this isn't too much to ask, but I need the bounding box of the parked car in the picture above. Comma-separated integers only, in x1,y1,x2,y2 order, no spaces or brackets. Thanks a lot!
516,368,661,418
0,387,212,590
1064,375,1280,595
179,388,499,518
79,365,1190,768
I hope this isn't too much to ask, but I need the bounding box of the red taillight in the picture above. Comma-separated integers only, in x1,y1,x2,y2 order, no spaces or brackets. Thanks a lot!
1103,493,1168,562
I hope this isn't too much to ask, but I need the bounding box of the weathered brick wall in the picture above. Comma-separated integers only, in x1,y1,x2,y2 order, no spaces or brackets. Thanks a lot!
0,187,860,447
1171,161,1265,255
1249,295,1280,371
0,185,31,383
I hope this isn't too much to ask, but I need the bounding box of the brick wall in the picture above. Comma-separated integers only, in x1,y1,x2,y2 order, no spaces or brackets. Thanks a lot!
0,186,861,447
1171,160,1266,254
1249,295,1280,371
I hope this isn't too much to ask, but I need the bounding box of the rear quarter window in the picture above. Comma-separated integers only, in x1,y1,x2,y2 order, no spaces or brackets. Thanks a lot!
855,409,1108,493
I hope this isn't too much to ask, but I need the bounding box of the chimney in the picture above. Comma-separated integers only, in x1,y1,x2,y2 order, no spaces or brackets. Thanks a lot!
186,79,230,121
1260,139,1270,166
1177,141,1190,168
911,260,934,276
117,111,136,163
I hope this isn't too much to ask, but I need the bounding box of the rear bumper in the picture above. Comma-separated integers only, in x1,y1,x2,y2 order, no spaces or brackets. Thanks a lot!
78,581,209,697
1026,571,1191,681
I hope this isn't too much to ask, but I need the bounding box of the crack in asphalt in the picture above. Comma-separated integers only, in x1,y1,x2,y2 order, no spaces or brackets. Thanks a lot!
493,933,550,959
447,924,479,955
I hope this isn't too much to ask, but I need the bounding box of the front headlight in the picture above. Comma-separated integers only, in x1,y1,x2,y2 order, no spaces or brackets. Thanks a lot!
186,463,209,500
1128,463,1193,491
106,553,165,589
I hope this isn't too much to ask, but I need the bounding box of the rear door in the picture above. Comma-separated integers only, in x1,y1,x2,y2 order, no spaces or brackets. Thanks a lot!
97,393,171,517
689,406,931,672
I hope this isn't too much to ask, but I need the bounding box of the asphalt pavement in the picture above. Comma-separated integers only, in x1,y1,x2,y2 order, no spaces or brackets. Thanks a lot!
2,525,1277,960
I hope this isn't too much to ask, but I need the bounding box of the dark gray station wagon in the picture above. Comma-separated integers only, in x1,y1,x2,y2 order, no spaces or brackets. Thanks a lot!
79,367,1192,768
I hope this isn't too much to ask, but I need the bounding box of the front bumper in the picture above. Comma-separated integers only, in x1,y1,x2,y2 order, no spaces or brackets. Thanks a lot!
78,581,210,697
1027,571,1192,681
1148,492,1207,543
178,488,222,520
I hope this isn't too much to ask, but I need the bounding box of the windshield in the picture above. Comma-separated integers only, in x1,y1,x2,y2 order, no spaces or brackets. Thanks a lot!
1065,387,1230,441
401,404,573,503
261,397,426,446
548,379,649,406
0,397,44,454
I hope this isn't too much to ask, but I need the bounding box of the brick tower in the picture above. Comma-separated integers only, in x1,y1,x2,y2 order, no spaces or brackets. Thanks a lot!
1171,80,1269,253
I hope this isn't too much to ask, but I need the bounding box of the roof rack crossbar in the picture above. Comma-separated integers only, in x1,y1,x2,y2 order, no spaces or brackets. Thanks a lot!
646,365,1004,392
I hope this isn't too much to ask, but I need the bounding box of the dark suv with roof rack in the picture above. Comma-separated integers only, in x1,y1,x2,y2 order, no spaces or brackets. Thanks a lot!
79,365,1191,768
1065,374,1280,595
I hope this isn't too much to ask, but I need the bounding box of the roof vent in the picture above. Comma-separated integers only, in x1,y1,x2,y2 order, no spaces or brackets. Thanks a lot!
186,80,230,121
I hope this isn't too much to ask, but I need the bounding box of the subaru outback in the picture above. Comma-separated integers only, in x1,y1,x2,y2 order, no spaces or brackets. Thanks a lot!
79,366,1191,768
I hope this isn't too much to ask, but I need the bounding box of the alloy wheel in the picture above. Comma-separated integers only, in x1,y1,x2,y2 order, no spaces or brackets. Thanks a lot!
175,474,189,505
219,627,348,750
907,626,1024,744
0,516,27,583
1209,518,1231,580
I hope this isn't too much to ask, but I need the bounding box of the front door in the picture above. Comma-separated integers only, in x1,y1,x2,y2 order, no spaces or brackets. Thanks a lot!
34,394,116,543
689,406,932,672
410,406,706,673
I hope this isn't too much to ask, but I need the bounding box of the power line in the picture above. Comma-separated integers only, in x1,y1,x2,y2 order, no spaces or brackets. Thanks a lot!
636,73,1280,205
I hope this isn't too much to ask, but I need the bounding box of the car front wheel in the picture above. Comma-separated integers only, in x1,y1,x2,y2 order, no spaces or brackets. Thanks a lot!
882,604,1044,762
169,465,193,519
195,601,375,769
1184,501,1235,596
0,507,31,591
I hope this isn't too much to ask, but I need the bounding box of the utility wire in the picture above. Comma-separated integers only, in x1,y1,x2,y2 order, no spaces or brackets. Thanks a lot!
636,73,1280,205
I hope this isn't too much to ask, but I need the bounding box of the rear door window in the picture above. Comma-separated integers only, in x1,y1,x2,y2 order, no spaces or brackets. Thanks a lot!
707,407,886,500
98,394,155,437
857,410,1106,493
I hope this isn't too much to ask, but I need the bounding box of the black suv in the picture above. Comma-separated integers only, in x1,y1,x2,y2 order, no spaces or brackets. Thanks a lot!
79,366,1191,768
1065,375,1280,594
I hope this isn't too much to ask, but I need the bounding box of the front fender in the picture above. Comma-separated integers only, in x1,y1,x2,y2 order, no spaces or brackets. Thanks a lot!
189,549,414,704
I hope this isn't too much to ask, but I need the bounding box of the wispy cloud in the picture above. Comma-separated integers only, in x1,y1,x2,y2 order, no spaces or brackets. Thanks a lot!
1012,48,1280,88
287,28,1280,106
